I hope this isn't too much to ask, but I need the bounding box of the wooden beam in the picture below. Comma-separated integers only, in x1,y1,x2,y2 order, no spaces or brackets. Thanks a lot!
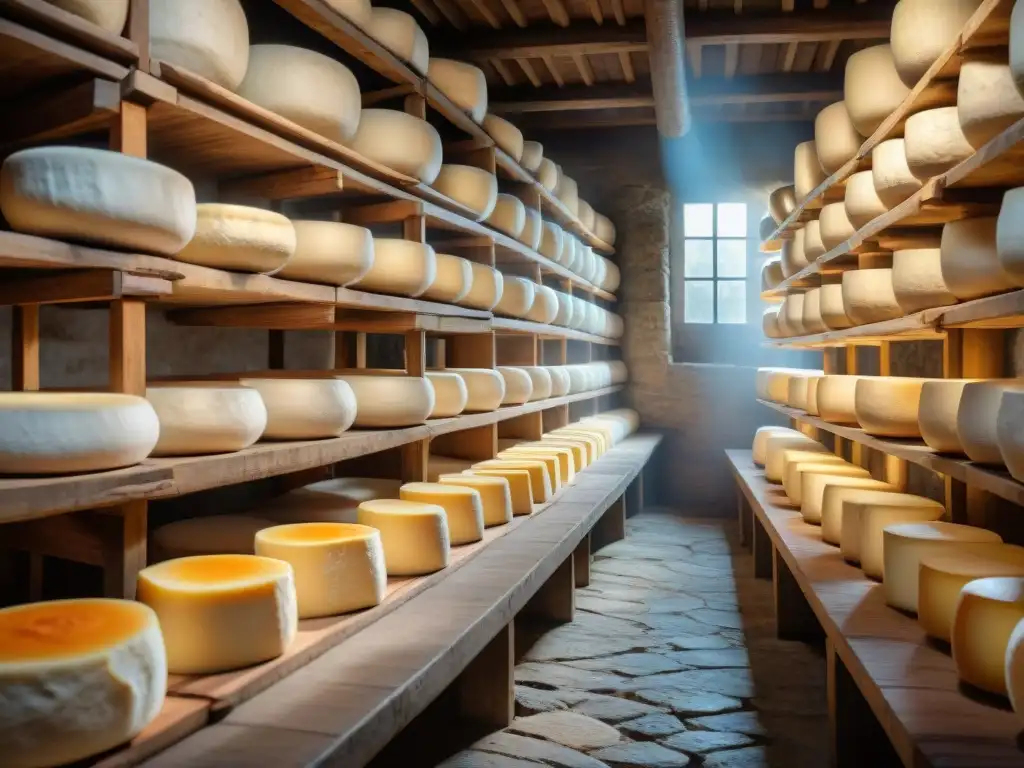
585,0,603,24
410,0,443,25
467,0,502,28
540,0,569,26
619,50,636,83
819,39,841,70
542,55,564,86
609,0,625,24
497,0,527,27
782,41,799,71
517,57,542,87
573,54,595,86
491,58,516,85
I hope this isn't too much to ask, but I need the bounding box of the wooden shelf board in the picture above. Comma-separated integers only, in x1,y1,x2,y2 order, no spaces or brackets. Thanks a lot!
0,0,138,64
0,231,184,279
728,450,1023,768
91,697,210,768
492,316,620,345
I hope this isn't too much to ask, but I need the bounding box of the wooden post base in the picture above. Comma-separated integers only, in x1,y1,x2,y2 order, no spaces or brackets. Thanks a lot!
774,548,822,642
738,487,752,548
523,554,575,624
573,534,591,588
457,622,514,729
753,514,773,580
625,471,643,518
592,496,626,551
827,640,902,768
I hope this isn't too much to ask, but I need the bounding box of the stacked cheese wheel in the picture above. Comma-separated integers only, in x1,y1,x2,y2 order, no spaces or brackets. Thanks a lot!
754,368,825,407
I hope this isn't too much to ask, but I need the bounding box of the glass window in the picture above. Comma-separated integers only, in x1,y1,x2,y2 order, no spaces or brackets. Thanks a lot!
684,239,714,278
684,281,714,324
681,202,750,323
684,204,714,237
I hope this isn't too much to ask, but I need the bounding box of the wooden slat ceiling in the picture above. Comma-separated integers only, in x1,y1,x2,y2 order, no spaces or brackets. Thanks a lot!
404,0,898,130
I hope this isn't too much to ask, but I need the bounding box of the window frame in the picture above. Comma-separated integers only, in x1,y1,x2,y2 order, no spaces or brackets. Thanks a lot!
680,202,749,325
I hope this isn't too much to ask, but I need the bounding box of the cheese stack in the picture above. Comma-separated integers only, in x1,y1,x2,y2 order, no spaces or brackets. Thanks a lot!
752,426,801,467
543,436,596,467
522,439,587,471
848,494,946,579
763,434,828,483
782,458,865,506
463,468,534,515
438,473,513,527
803,474,892,526
820,487,897,547
500,446,575,485
953,577,1024,696
400,482,485,545
357,499,450,575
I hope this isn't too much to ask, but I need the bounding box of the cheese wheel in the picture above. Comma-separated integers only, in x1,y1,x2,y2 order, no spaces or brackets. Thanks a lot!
919,379,981,454
151,515,273,561
497,366,534,405
427,58,488,122
237,45,361,143
421,253,473,304
546,366,571,396
255,523,386,618
891,0,984,87
366,8,428,74
498,450,568,488
761,259,784,292
147,384,266,457
537,158,559,193
842,269,904,325
174,204,294,273
519,367,553,400
524,439,585,471
816,101,863,174
764,435,826,483
854,376,930,437
801,288,827,334
457,262,502,310
0,392,159,476
850,495,946,578
820,486,898,546
904,107,974,179
799,221,824,265
819,283,853,330
819,203,856,251
256,477,402,524
1013,0,1024,103
400,482,484,545
526,284,559,324
465,469,533,515
324,0,371,26
444,368,505,412
794,141,826,201
487,194,526,238
942,217,1016,300
543,436,594,466
539,221,563,262
752,426,800,467
780,294,806,337
763,307,782,339
891,247,957,313
781,228,809,277
918,546,1024,641
350,238,436,297
50,0,128,32
844,45,911,136
238,378,356,439
438,473,512,527
807,376,824,416
884,522,1003,613
150,0,248,90
802,474,888,525
872,139,923,208
473,459,551,502
343,109,443,183
137,554,297,674
958,60,1024,149
432,164,498,221
782,457,860,506
997,389,1024,482
952,576,1024,694
578,200,596,234
483,114,525,161
0,599,166,768
521,141,544,173
787,375,813,410
519,208,543,251
958,381,1024,464
557,176,580,217
495,276,536,318
595,213,617,245
769,185,797,224
996,187,1024,286
0,147,196,256
358,499,450,575
280,220,373,286
844,171,889,230
551,428,606,457
335,375,434,427
422,371,467,418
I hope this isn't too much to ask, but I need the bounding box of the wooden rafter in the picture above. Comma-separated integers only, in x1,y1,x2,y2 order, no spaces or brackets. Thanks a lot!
540,0,570,27
610,0,625,25
517,104,819,130
497,0,527,27
585,0,604,25
409,0,443,26
490,57,516,85
819,39,841,70
782,41,799,71
517,57,542,86
431,0,469,29
619,51,636,83
573,53,595,86
541,55,564,86
466,0,502,28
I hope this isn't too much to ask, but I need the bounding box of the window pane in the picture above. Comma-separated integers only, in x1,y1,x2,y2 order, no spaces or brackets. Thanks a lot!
684,281,714,323
684,239,714,277
717,203,747,237
717,280,747,324
684,204,714,237
717,239,748,278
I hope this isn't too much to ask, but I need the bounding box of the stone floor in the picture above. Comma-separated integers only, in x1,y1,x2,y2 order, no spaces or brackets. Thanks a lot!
438,510,829,768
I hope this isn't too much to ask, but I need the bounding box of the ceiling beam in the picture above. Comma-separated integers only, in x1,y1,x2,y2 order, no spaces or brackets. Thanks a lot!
517,106,818,130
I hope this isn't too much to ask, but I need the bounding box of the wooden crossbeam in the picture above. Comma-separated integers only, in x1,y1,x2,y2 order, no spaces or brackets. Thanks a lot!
0,270,171,305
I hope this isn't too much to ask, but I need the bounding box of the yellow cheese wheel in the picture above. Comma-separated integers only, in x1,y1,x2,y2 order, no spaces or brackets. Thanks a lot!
515,441,582,474
769,185,797,224
255,477,401,524
764,434,826,482
763,307,782,339
502,446,574,485
844,44,910,136
521,141,544,172
820,486,898,547
282,220,373,286
175,204,295,274
997,389,1024,483
54,0,129,33
366,8,428,73
550,428,606,457
815,375,862,424
892,247,956,313
537,158,559,193
1004,608,1024,714
957,60,1024,149
150,0,248,90
805,220,827,262
872,138,923,208
761,259,784,292
752,426,800,467
854,376,931,437
802,474,891,525
473,459,551,502
815,101,863,174
958,380,1024,465
343,109,443,183
238,378,357,439
465,469,533,515
849,495,946,578
358,499,450,575
819,202,856,252
432,164,498,221
842,269,904,325
427,58,487,121
350,238,436,297
420,252,473,304
400,482,485,545
801,288,828,335
952,576,1024,695
487,193,526,238
483,113,524,161
457,261,503,311
151,514,273,561
891,0,984,87
497,366,534,405
782,458,862,506
438,473,512,527
444,368,506,412
806,375,823,416
324,0,371,26
781,229,809,278
918,379,979,454
941,217,1016,301
527,284,559,324
542,437,593,467
819,283,853,330
996,187,1024,286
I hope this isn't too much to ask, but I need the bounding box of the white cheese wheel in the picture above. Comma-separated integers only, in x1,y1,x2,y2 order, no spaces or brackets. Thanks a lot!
904,107,974,179
537,158,559,193
520,141,544,173
324,0,372,26
763,307,782,339
546,366,570,396
150,0,248,90
786,375,812,410
918,546,1024,641
872,139,923,208
998,389,1024,482
958,381,1024,464
457,262,502,310
519,208,543,251
816,101,863,174
781,228,809,277
844,44,911,136
0,599,166,768
891,0,984,86
884,521,1003,613
256,477,401,524
842,268,904,325
465,469,533,515
358,499,450,575
919,379,980,454
518,367,553,401
147,384,266,457
752,426,800,467
595,213,617,246
151,515,272,561
350,238,436,297
996,187,1024,285
783,457,860,506
816,375,864,424
820,486,897,546
952,576,1024,694
137,554,297,674
335,375,434,427
366,8,428,74
844,171,889,229
769,185,797,224
424,371,468,418
794,141,826,202
473,459,551,502
280,220,373,286
764,435,826,483
539,221,563,262
420,252,472,304
174,204,295,274
238,378,356,439
819,283,853,330
400,482,484,545
343,109,443,183
484,114,525,162
557,176,580,216
765,369,818,405
855,376,931,437
0,392,159,475
891,247,957,313
802,220,826,263
495,276,536,318
237,45,361,143
255,523,385,618
0,147,196,256
819,203,856,251
526,284,559,324
941,217,1016,300
444,368,505,412
427,58,488,122
438,473,512,527
50,0,129,33
578,200,596,234
761,259,784,292
432,164,498,221
852,495,946,578
803,474,890,525
958,60,1024,149
487,194,526,238
755,368,780,400
497,366,534,405
801,288,827,334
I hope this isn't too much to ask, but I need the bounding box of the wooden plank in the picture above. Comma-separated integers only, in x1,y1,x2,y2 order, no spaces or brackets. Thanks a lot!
493,316,618,344
456,623,515,729
0,271,171,306
92,697,209,768
11,304,39,391
109,298,146,395
522,554,575,623
219,166,344,201
0,76,120,149
0,231,184,280
0,0,138,62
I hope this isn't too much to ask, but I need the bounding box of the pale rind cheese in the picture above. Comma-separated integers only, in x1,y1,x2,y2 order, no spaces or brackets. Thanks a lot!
546,366,571,397
445,368,505,412
335,375,435,427
801,288,828,334
427,58,488,122
343,109,443,183
483,114,525,162
782,457,861,506
425,371,468,418
1008,619,1024,720
854,376,931,437
815,101,863,174
594,213,617,246
769,185,797,224
952,576,1024,695
918,545,1024,641
996,187,1024,286
752,426,800,467
473,459,552,502
802,474,888,525
807,376,823,416
844,44,911,136
781,228,809,278
842,268,904,325
497,366,534,405
557,176,580,217
255,523,386,618
527,284,559,324
256,477,402,524
150,515,273,561
0,147,196,256
942,217,1016,300
820,487,898,547
787,375,813,410
358,499,450,575
487,194,526,238
457,262,503,310
0,392,160,475
891,0,984,87
904,107,975,179
872,139,923,208
400,482,484,545
883,521,1003,613
849,495,946,579
495,276,536,318
519,367,553,401
780,294,806,337
578,200,597,234
50,0,128,33
438,473,512,527
324,0,372,27
804,221,827,262
794,141,826,202
540,221,564,262
761,259,784,292
537,158,559,193
150,0,248,90
958,380,1024,464
465,469,533,515
137,554,297,674
764,434,826,482
147,384,266,457
350,238,436,297
520,208,543,251
997,389,1024,482
432,164,499,221
237,45,361,143
238,378,357,439
366,8,428,74
175,204,296,274
521,141,544,172
892,247,957,313
958,60,1024,149
0,599,166,768
763,307,782,339
280,220,374,286
820,284,854,330
819,203,856,251
844,171,889,229
421,252,473,304
919,379,979,454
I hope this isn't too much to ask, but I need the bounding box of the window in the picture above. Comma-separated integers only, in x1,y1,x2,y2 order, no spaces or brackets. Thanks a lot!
681,202,748,324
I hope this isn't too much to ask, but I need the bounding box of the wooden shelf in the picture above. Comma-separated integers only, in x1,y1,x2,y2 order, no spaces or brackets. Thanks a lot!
492,316,621,344
0,0,139,65
728,450,1023,768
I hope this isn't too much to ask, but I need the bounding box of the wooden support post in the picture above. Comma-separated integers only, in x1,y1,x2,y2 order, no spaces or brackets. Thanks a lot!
103,501,147,599
774,548,821,642
844,347,862,465
406,330,426,376
126,0,150,72
268,330,285,370
109,299,146,395
457,622,514,730
625,473,643,517
752,514,773,580
592,496,626,551
111,100,146,157
498,411,543,442
523,555,575,624
431,424,497,462
448,332,496,368
543,404,570,432
573,535,591,587
738,486,752,548
12,305,40,391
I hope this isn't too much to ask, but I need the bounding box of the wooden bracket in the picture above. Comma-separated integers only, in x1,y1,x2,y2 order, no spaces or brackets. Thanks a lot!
0,270,170,306
591,496,626,551
573,534,591,587
456,622,514,729
522,554,575,624
12,305,40,391
169,303,336,329
0,78,120,150
219,166,344,201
